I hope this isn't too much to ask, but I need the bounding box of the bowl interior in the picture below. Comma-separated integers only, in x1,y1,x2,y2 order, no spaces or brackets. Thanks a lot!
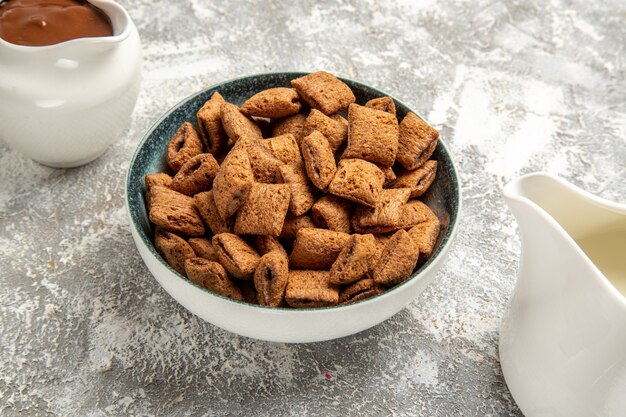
126,72,460,310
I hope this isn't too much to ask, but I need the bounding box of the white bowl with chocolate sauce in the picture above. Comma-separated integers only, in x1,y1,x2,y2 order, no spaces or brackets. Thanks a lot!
0,0,141,167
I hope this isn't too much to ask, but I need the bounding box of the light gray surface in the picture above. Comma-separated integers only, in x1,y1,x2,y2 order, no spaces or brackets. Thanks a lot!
1,0,625,415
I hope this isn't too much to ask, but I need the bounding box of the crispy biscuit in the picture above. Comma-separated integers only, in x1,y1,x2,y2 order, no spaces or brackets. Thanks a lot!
221,102,263,143
244,138,285,183
145,173,172,211
262,133,302,165
166,122,204,172
289,228,350,270
154,228,196,276
241,87,301,119
149,186,205,236
254,250,290,307
311,194,352,233
234,183,291,236
170,153,219,196
280,214,316,239
397,112,439,170
212,233,261,280
197,92,228,155
391,160,437,198
193,190,234,234
254,235,287,256
365,96,396,115
352,188,411,231
339,278,384,304
290,71,355,115
285,270,339,308
343,104,399,167
271,113,307,143
328,158,385,208
301,131,337,190
212,140,254,220
184,258,244,301
329,233,378,285
278,164,316,216
188,237,219,262
303,109,348,152
373,229,420,286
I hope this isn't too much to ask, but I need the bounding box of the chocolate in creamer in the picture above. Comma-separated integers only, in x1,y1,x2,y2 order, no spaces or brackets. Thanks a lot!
0,0,112,46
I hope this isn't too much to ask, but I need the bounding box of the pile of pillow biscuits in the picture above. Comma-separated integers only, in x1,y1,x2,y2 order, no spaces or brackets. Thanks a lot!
145,71,441,308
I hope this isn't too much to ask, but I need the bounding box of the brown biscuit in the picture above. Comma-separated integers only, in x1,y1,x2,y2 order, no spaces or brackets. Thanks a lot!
166,122,204,172
339,278,384,304
289,228,350,270
330,113,349,128
149,186,205,236
253,117,273,139
343,103,399,167
254,235,287,256
234,183,291,236
145,173,173,211
398,200,435,229
271,113,307,143
328,158,385,208
285,270,339,308
212,233,261,280
373,229,420,286
329,233,378,285
170,153,219,196
188,238,219,262
197,92,228,155
254,250,290,307
290,71,355,115
244,138,285,183
391,160,438,198
408,217,441,259
303,109,348,152
221,102,263,143
193,191,234,234
278,164,316,216
184,258,244,301
154,228,196,276
301,131,337,190
212,140,254,220
311,195,352,233
378,165,397,186
280,214,316,239
241,87,301,119
352,188,411,232
238,280,259,304
262,134,302,165
396,112,439,171
365,96,396,115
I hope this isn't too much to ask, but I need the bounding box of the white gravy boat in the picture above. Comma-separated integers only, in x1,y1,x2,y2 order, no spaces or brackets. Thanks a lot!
501,172,626,417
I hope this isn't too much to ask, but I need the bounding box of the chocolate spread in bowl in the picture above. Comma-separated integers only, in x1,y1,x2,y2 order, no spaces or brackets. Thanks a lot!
0,0,112,46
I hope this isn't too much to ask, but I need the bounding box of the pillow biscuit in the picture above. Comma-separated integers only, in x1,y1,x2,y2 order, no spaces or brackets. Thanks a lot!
212,233,261,280
343,103,399,167
397,200,436,229
311,195,353,234
290,71,355,115
221,102,263,143
241,87,301,119
365,96,396,115
301,131,337,190
339,278,384,304
193,190,234,234
352,188,411,231
329,233,378,285
154,228,196,276
262,133,302,165
239,280,259,304
149,186,205,236
280,214,316,239
289,228,350,270
234,183,291,237
188,237,219,262
254,250,290,307
166,122,204,172
244,138,285,183
391,160,437,198
197,92,228,155
145,173,172,210
285,270,339,308
373,229,420,286
304,109,348,152
397,112,439,171
271,113,307,143
278,164,316,216
328,158,385,208
212,141,254,220
254,235,287,256
170,153,219,196
184,258,244,301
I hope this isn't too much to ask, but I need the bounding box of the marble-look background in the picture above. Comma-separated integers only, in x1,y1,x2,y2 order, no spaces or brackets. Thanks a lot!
1,0,624,415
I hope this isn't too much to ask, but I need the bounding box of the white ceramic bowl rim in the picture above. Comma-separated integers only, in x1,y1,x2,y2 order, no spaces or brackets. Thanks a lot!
125,72,462,313
0,0,131,51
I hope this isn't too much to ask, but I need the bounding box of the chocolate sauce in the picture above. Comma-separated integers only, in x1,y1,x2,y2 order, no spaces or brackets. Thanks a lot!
0,0,112,46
